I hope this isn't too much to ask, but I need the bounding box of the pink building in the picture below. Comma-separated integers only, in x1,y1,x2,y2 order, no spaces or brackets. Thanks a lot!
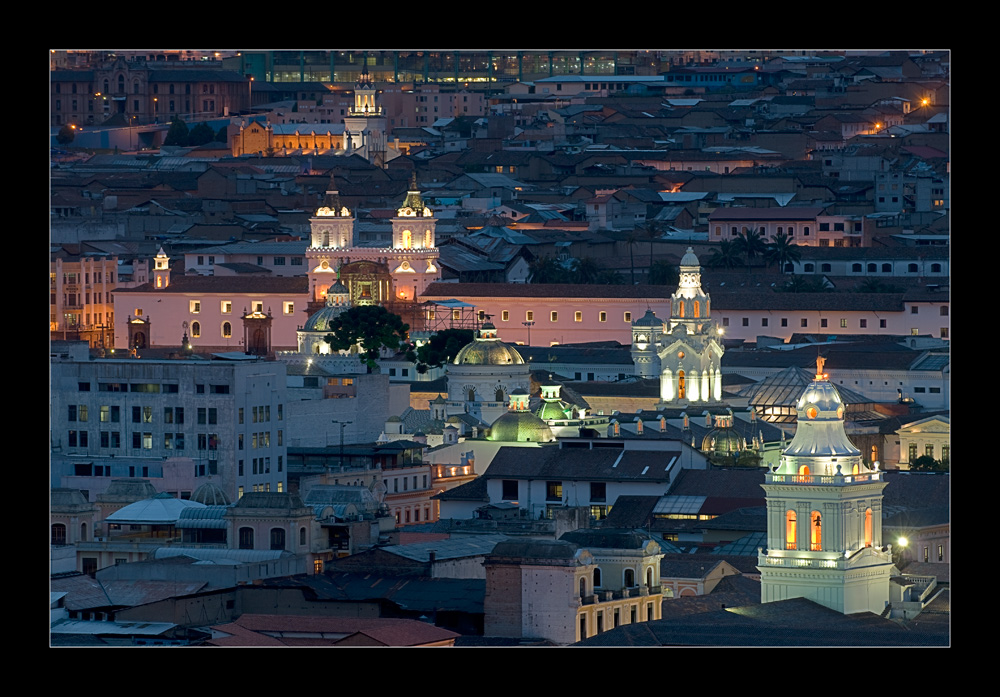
420,283,672,346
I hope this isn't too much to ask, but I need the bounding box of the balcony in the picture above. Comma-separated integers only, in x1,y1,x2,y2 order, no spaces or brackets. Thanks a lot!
579,586,662,605
765,471,882,486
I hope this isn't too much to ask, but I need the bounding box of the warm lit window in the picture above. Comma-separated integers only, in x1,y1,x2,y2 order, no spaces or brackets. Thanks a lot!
526,311,534,321
599,312,607,322
551,311,558,322
221,301,232,314
283,302,294,315
575,311,582,322
501,310,509,321
810,512,822,551
864,508,873,547
190,300,201,314
785,510,797,550
222,322,232,338
191,321,201,338
624,312,632,322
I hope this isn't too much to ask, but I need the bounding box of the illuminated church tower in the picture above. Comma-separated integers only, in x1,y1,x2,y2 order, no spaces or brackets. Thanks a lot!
389,172,441,301
343,66,388,166
652,248,724,407
758,356,893,615
306,185,356,308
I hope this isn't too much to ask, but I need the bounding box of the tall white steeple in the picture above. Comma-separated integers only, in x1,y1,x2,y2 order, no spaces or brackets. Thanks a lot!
758,356,893,615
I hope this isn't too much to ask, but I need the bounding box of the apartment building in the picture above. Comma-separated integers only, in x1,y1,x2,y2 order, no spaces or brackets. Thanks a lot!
50,341,288,502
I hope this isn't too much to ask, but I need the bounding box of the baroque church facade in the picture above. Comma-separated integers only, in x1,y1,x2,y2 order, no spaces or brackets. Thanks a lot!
631,247,725,408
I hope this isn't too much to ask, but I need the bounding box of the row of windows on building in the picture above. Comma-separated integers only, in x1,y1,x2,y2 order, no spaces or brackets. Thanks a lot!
236,524,301,551
237,456,284,475
66,429,223,451
394,506,433,525
237,482,285,498
797,262,945,273
907,444,949,461
189,300,296,316
487,310,635,324
81,381,232,394
195,255,304,267
71,404,280,424
55,271,115,285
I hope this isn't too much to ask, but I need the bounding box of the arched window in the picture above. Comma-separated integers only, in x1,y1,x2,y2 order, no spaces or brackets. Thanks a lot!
646,566,654,588
117,75,125,94
785,510,797,550
401,229,411,249
191,321,201,338
299,526,307,546
871,445,879,462
693,300,700,318
931,263,942,273
864,508,873,547
810,512,822,551
677,371,685,400
821,263,831,273
882,263,891,272
798,464,810,477
624,568,635,587
852,463,859,475
580,577,587,597
270,528,286,551
678,301,685,318
908,263,918,273
52,523,67,546
495,387,504,402
222,321,232,338
804,263,814,272
868,263,877,273
80,522,87,542
467,388,475,402
238,527,254,549
424,230,433,248
852,263,862,273
593,567,602,588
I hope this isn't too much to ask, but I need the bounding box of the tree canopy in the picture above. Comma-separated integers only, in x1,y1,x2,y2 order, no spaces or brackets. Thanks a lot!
164,117,190,146
909,455,949,472
324,306,411,371
56,125,75,146
414,328,474,373
188,122,216,146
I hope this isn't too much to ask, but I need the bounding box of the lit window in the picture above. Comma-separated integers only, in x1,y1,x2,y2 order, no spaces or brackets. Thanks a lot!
501,310,509,321
810,512,822,551
190,300,201,314
191,321,200,338
575,311,582,322
221,301,232,314
599,312,607,322
526,311,534,321
222,322,232,338
283,302,294,315
551,311,558,322
624,312,632,322
785,510,797,550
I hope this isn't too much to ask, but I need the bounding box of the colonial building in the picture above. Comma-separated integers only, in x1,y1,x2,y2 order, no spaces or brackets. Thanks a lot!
446,320,531,427
758,356,893,615
630,248,725,408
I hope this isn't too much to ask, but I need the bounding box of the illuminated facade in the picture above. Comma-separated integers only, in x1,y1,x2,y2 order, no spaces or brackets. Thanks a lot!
631,248,724,407
306,174,441,308
51,253,120,348
447,321,530,427
758,356,893,615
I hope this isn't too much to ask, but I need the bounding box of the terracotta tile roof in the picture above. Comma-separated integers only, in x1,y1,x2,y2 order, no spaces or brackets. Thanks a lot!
208,613,459,647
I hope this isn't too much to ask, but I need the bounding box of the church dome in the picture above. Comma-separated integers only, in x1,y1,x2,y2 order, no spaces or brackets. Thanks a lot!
632,309,662,327
701,423,747,455
489,411,554,443
453,322,525,366
680,247,700,267
303,293,347,332
191,482,231,506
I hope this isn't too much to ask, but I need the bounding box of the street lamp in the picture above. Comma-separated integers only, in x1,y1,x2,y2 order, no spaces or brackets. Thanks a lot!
522,320,534,346
332,420,352,471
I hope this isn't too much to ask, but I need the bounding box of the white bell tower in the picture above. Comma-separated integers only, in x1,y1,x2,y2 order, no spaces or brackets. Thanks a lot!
758,356,893,615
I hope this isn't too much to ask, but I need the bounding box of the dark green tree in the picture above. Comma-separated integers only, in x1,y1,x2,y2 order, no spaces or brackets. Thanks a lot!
324,306,411,371
188,122,216,146
216,126,229,144
705,239,743,270
414,328,475,373
909,455,949,472
56,124,75,145
647,259,679,286
856,278,903,294
595,268,625,285
570,257,603,285
764,231,802,272
164,117,190,146
734,228,767,275
528,255,568,284
780,275,829,293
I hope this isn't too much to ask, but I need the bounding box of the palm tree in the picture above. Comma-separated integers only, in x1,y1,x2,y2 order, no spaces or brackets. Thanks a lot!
648,259,679,286
706,240,743,270
764,231,802,273
734,228,767,276
570,257,603,285
780,275,828,293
